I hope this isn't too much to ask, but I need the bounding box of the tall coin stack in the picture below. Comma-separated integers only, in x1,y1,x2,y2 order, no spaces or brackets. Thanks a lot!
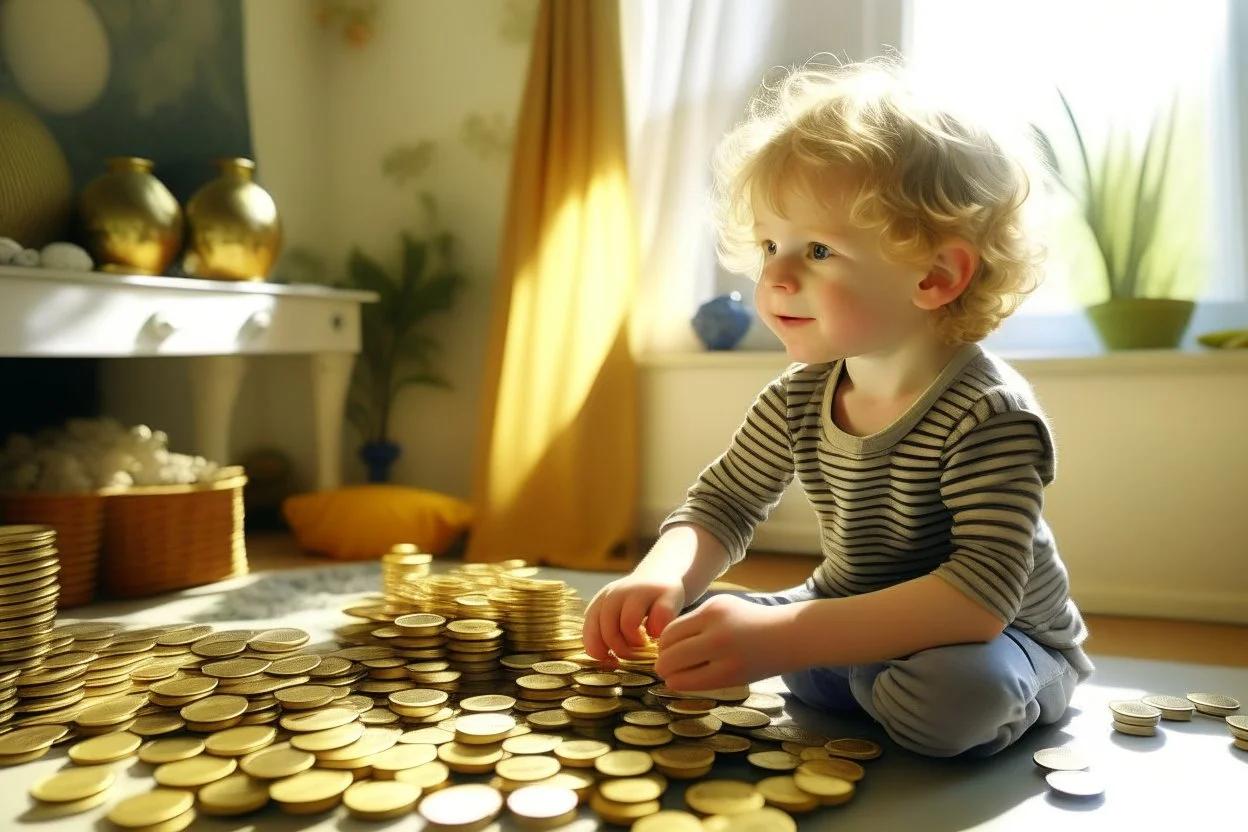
0,524,62,729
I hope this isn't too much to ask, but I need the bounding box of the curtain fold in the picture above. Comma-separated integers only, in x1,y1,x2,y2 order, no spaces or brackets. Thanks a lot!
465,0,639,570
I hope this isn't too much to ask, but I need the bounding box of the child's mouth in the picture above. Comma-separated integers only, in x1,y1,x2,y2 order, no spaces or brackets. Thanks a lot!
777,315,814,325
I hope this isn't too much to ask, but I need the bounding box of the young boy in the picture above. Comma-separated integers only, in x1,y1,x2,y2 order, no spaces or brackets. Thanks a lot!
582,58,1093,758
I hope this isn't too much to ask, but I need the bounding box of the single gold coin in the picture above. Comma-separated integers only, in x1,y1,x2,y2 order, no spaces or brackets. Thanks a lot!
269,767,354,811
154,754,237,789
1112,720,1157,737
799,757,865,782
274,684,336,709
589,792,660,823
418,782,504,826
74,694,149,727
823,737,883,760
748,750,802,771
1186,692,1241,715
1141,694,1197,720
1046,769,1106,798
615,725,674,748
180,694,248,724
200,657,272,679
792,768,855,805
669,714,723,738
553,739,612,767
502,732,563,755
130,713,186,737
316,725,401,761
685,780,766,815
703,806,798,832
196,773,271,816
561,695,619,717
289,720,366,752
496,754,562,783
240,744,316,780
667,698,717,715
29,765,117,803
65,730,141,765
395,760,451,790
527,709,573,730
139,737,206,765
507,784,578,822
632,810,705,832
595,748,654,778
459,694,516,713
711,706,771,729
279,706,358,733
750,725,828,746
623,710,672,727
598,773,667,804
370,742,439,776
650,743,716,770
400,726,456,746
343,779,421,820
107,788,196,828
204,725,277,757
698,734,753,754
1033,746,1090,771
150,676,217,698
755,775,820,813
455,712,517,744
437,741,505,773
390,688,449,708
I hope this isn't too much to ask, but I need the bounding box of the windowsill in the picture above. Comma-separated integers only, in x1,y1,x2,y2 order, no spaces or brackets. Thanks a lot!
638,346,1248,375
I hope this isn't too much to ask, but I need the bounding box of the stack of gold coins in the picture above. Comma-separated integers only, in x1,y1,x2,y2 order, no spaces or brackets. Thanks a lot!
444,619,506,695
379,544,432,606
514,671,575,713
1109,699,1162,736
496,573,584,659
0,525,60,673
1185,691,1241,718
0,664,18,727
1226,714,1248,751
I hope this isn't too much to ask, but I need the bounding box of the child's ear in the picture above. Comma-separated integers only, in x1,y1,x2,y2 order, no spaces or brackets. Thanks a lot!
913,238,980,310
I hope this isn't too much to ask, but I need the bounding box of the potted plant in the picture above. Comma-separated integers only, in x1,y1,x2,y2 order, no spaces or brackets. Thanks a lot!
1033,90,1202,349
342,219,466,482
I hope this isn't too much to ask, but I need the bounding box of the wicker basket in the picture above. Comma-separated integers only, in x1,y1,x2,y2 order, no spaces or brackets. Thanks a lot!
0,490,105,608
98,467,249,599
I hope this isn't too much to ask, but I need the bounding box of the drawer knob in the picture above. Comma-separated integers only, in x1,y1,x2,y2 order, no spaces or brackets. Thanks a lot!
146,313,176,340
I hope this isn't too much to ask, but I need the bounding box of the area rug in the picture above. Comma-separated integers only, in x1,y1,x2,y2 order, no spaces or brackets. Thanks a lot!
9,561,1245,831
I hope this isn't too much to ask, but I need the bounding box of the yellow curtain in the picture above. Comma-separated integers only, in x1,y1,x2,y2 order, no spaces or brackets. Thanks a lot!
465,0,638,570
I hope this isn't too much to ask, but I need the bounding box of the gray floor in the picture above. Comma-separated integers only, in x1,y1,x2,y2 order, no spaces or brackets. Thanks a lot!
8,561,1248,831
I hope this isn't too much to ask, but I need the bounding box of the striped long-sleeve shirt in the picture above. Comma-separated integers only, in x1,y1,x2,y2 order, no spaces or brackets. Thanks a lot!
662,344,1093,678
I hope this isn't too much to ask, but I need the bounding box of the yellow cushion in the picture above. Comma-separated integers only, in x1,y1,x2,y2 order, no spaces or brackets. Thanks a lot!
282,485,474,560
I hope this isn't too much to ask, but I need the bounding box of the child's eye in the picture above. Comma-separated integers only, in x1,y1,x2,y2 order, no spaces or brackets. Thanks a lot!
762,240,777,256
810,243,834,260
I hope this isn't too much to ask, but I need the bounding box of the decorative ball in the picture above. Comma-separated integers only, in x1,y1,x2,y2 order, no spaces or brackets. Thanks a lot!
11,248,40,267
0,97,73,247
40,241,93,271
692,291,754,350
0,236,21,264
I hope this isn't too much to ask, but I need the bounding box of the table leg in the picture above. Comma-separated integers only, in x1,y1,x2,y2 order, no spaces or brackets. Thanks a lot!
311,351,356,491
187,355,248,466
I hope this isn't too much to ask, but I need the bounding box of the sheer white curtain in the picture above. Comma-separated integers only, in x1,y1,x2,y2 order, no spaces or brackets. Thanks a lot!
621,0,781,355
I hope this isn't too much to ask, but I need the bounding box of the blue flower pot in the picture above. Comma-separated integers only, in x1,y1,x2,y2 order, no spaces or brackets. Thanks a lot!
359,440,401,483
692,291,753,350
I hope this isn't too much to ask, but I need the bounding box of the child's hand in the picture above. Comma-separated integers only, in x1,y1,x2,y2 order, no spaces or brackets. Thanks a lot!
582,575,686,662
655,594,796,691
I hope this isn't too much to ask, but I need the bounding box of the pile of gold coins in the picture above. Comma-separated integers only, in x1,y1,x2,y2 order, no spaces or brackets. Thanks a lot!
0,533,887,831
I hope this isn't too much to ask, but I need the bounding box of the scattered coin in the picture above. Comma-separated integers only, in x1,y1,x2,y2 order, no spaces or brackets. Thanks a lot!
418,782,504,827
1033,746,1089,771
1046,769,1106,798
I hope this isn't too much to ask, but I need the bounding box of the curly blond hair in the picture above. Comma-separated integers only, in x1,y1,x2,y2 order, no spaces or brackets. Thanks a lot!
712,56,1046,343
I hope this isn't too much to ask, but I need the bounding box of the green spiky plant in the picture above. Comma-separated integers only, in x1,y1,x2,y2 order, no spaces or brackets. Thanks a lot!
1032,89,1195,302
342,203,467,445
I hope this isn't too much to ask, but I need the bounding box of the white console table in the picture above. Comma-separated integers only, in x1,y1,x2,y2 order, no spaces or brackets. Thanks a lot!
0,264,377,491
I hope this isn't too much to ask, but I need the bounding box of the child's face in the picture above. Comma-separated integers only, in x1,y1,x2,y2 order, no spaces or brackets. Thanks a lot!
751,170,930,364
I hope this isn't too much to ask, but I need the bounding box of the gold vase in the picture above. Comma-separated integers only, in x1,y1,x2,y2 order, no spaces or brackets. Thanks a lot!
0,98,74,248
185,158,283,281
79,157,184,275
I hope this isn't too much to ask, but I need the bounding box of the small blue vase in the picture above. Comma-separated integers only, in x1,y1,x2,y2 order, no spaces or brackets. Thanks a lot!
692,291,753,350
359,440,401,483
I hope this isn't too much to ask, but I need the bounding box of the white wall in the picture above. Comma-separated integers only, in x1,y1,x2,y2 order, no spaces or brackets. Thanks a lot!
640,351,1248,625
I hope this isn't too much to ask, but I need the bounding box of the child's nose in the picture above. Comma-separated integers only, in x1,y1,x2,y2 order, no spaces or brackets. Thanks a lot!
761,256,800,292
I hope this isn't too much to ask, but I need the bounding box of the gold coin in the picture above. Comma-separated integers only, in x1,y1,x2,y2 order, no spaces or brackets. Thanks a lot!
667,698,716,715
650,743,716,770
507,784,578,822
669,714,722,738
530,660,580,675
315,726,401,761
561,696,619,717
269,767,354,811
698,734,753,754
748,750,801,771
1033,746,1090,772
799,757,865,782
685,780,765,815
106,788,195,828
139,737,206,765
459,694,516,713
589,792,660,823
419,783,504,826
395,760,451,790
823,737,882,760
279,706,358,733
1045,769,1106,798
1141,694,1196,720
289,721,366,752
527,709,573,730
516,673,570,691
755,775,820,813
29,765,116,803
400,726,456,746
74,694,148,727
632,810,704,832
502,732,563,755
240,744,316,780
180,694,248,724
623,710,672,727
1186,691,1241,715
274,684,336,709
703,806,798,832
1109,699,1162,724
196,773,271,816
553,739,611,767
150,676,217,698
390,688,448,708
1112,720,1157,737
154,754,237,789
598,773,667,804
711,706,771,729
751,725,828,746
595,748,654,778
792,768,855,805
268,655,322,676
249,627,310,650
200,657,272,679
437,741,505,773
343,779,421,820
204,725,277,757
370,742,439,776
455,712,517,744
496,754,562,784
614,725,674,748
68,731,141,764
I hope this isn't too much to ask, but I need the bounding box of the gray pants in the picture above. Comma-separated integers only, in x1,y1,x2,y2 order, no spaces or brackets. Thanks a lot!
704,580,1080,758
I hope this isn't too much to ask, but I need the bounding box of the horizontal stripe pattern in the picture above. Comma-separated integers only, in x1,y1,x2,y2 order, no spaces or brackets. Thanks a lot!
662,348,1090,673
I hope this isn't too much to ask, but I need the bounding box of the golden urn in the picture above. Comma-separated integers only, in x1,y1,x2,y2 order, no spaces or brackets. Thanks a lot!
79,157,184,275
0,98,74,249
185,158,283,281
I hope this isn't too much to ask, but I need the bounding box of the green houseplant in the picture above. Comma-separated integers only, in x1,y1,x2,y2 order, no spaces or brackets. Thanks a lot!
1034,90,1201,349
342,221,466,482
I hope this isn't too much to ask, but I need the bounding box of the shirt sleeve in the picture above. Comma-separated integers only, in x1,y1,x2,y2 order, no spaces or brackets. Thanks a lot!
933,391,1056,623
659,372,797,565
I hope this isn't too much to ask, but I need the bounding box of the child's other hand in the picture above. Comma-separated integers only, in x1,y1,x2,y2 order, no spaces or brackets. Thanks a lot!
655,594,794,691
582,575,686,662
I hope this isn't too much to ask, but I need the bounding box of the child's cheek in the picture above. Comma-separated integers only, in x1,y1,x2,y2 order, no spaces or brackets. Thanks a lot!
816,284,885,339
